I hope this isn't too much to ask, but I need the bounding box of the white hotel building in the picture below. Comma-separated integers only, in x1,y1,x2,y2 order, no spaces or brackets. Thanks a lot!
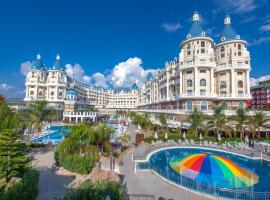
24,12,251,118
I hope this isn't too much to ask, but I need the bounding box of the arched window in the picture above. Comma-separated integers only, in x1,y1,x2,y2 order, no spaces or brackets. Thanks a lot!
38,91,42,96
221,46,225,52
238,44,241,50
201,41,205,47
200,79,206,86
238,80,243,88
200,101,208,112
239,101,244,108
220,81,227,89
221,102,227,110
187,43,191,50
187,43,191,55
50,91,54,96
187,101,193,110
187,79,193,87
30,91,34,95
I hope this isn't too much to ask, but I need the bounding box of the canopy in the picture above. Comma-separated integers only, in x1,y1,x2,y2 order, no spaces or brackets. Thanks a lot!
169,153,258,188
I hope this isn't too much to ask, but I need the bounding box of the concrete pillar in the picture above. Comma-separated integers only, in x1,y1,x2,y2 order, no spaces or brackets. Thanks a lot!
231,69,235,97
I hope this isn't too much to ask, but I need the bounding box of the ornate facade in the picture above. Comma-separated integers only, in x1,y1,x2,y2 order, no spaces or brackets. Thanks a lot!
139,12,251,113
24,12,252,114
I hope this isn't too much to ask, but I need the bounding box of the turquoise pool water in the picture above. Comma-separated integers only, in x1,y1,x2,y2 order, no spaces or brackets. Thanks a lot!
32,126,70,144
137,148,270,199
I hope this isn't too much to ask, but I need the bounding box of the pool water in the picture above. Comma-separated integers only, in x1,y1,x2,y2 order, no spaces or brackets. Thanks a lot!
32,126,70,144
137,148,270,198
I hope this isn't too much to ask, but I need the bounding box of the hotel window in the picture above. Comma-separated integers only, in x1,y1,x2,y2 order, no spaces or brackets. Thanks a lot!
30,91,34,95
200,79,206,86
200,101,208,112
50,91,54,96
239,101,244,108
238,44,242,50
237,62,243,67
200,89,206,95
187,43,191,55
238,80,243,88
186,70,192,74
200,69,206,73
220,63,226,68
200,59,206,64
237,71,243,75
201,41,205,47
187,79,193,87
220,81,227,89
238,51,242,56
221,102,227,110
187,61,192,66
187,101,193,110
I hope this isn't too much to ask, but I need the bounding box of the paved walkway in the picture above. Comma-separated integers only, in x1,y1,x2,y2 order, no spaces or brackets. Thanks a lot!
121,124,206,200
32,148,75,200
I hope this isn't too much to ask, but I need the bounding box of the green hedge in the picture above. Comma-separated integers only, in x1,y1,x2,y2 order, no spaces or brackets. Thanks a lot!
55,151,97,174
59,180,124,200
0,169,39,200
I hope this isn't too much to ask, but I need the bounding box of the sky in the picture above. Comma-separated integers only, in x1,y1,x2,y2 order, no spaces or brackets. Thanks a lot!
0,0,270,99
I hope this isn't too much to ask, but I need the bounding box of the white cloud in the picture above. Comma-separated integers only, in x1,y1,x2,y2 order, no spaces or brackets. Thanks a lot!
90,72,108,88
161,22,182,33
260,24,270,32
214,0,257,14
65,63,91,83
250,75,270,86
87,57,158,89
249,36,270,46
0,83,13,91
20,61,32,76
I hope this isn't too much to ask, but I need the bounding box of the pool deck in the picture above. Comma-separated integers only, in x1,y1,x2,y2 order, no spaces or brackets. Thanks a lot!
121,124,207,200
122,123,270,200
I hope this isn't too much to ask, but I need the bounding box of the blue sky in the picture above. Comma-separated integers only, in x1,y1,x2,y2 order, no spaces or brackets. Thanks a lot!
0,0,270,98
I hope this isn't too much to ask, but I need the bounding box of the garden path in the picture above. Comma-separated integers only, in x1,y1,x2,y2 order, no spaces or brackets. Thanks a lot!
32,148,75,200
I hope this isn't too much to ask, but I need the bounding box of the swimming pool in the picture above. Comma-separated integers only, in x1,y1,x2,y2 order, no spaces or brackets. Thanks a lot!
137,147,270,199
32,126,70,144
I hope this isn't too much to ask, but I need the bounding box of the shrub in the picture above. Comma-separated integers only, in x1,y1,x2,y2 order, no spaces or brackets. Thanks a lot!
57,154,97,174
0,169,39,200
59,180,125,200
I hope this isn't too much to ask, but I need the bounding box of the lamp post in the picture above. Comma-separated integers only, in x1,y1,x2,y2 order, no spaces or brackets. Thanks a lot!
199,132,203,145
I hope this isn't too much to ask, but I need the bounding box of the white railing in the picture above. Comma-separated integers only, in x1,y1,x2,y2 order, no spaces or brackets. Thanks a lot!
63,111,97,117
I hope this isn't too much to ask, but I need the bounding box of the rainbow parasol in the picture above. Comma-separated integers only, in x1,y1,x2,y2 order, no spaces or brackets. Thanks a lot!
169,153,259,188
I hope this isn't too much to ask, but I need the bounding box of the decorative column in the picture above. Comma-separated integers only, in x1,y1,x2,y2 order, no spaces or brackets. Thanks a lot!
179,70,183,94
210,68,215,95
231,69,235,97
194,67,198,96
246,70,250,95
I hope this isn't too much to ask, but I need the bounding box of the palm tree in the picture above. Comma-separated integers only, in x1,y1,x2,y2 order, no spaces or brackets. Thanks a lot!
27,101,56,134
252,111,269,139
232,108,248,139
187,108,204,137
208,105,227,138
157,114,167,134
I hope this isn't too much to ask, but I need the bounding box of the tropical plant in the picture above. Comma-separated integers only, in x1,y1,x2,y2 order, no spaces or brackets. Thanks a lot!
27,101,56,133
232,108,248,139
157,114,167,134
249,111,269,139
207,105,228,137
187,108,204,137
59,180,125,200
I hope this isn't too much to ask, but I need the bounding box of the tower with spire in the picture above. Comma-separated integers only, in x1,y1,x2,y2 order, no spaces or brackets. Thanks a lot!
178,11,216,109
46,54,67,106
214,15,251,106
